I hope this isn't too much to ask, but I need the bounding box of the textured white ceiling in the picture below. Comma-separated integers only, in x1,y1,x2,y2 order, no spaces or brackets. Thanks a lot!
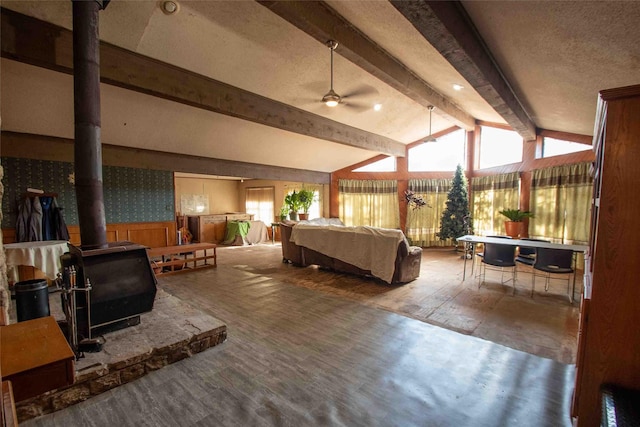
462,0,640,135
2,0,639,173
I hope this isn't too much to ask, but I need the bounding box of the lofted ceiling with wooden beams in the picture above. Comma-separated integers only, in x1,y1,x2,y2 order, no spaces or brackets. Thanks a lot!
1,1,639,180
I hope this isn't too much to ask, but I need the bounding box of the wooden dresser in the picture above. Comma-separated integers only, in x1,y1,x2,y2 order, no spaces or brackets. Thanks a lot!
573,84,640,426
187,213,253,243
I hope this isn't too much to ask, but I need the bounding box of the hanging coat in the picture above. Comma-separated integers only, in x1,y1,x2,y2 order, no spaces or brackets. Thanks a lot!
40,196,54,240
52,198,70,241
29,196,43,242
15,196,31,243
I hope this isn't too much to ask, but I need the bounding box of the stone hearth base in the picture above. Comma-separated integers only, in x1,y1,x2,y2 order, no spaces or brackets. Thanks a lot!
13,288,227,422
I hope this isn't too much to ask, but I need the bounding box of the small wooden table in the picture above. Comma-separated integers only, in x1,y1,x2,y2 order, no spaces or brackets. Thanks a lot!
147,242,217,276
1,316,75,402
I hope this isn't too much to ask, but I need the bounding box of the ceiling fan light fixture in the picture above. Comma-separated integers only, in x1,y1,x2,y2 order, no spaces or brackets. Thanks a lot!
323,89,341,107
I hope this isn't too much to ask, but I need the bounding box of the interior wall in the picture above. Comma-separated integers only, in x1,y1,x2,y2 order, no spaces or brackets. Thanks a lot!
174,177,240,216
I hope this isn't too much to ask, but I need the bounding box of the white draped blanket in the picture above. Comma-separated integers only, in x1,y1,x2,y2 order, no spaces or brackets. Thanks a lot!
290,224,405,283
4,240,69,282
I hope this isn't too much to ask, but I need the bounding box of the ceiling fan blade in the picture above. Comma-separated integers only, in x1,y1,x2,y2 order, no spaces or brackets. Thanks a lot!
340,100,372,113
341,84,379,99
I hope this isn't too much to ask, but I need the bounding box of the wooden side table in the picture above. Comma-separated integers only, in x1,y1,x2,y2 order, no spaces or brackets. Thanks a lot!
1,316,75,402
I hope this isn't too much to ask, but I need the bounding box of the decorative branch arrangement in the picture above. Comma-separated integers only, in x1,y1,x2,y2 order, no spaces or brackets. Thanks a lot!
404,190,428,210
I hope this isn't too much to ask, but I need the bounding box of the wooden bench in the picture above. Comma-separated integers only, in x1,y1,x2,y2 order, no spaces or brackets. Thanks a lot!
147,242,217,276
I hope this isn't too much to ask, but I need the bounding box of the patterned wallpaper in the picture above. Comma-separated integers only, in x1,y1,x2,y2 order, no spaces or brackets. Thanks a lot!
1,157,174,228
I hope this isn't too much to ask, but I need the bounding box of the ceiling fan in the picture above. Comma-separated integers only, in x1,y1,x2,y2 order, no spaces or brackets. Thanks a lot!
320,40,377,110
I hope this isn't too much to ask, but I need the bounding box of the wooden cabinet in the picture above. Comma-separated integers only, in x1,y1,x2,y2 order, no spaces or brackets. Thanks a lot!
573,85,640,426
187,214,254,243
1,316,75,402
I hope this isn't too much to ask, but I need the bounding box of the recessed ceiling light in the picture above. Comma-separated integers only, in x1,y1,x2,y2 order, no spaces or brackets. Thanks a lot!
162,1,179,14
453,84,464,91
374,103,382,112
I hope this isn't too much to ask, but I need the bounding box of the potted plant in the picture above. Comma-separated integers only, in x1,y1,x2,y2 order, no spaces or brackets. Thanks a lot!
498,209,534,238
297,189,316,220
284,191,302,221
279,204,289,222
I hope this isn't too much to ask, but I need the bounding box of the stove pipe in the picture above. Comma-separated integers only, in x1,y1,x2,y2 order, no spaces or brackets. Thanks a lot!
72,0,109,250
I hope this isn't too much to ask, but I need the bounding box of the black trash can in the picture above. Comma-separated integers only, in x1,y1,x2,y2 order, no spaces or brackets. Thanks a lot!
15,279,51,322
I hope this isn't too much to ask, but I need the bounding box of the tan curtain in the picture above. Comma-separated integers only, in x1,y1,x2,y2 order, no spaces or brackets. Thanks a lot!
405,179,453,246
529,162,592,245
471,172,520,236
245,187,275,225
338,179,399,228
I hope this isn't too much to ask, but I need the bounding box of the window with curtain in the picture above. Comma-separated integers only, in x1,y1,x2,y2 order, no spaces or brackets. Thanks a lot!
405,178,453,246
338,179,399,228
529,162,593,245
471,172,520,236
245,187,274,225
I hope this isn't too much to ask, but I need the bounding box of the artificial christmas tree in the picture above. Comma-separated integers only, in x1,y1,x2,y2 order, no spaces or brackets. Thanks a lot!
437,164,472,243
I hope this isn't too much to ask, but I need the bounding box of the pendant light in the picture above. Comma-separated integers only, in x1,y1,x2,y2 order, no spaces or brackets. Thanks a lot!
322,40,341,107
424,105,437,143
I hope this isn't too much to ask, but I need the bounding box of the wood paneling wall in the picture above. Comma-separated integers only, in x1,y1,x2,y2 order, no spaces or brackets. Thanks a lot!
2,220,176,248
331,126,595,234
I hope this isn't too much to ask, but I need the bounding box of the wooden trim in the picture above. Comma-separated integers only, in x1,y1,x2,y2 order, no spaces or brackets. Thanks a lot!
2,220,177,248
390,1,537,141
0,7,405,157
257,1,476,131
599,84,640,101
539,129,592,145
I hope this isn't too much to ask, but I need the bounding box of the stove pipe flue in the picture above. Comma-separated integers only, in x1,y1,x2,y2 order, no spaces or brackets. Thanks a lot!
72,0,110,250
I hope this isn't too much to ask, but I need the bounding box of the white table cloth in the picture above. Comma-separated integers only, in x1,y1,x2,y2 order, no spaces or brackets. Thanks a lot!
4,240,69,283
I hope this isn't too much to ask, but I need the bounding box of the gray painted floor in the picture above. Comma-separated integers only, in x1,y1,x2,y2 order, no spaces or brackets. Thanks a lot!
24,260,575,427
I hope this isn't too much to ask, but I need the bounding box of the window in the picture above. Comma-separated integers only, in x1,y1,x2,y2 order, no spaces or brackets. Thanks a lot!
409,128,466,171
479,126,523,169
338,180,399,228
542,137,591,158
287,185,322,219
353,156,396,172
471,173,520,236
245,187,274,225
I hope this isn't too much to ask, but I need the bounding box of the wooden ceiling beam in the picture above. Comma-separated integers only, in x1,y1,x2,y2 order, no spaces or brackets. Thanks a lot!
0,8,405,157
390,1,537,141
1,131,331,184
257,0,476,131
